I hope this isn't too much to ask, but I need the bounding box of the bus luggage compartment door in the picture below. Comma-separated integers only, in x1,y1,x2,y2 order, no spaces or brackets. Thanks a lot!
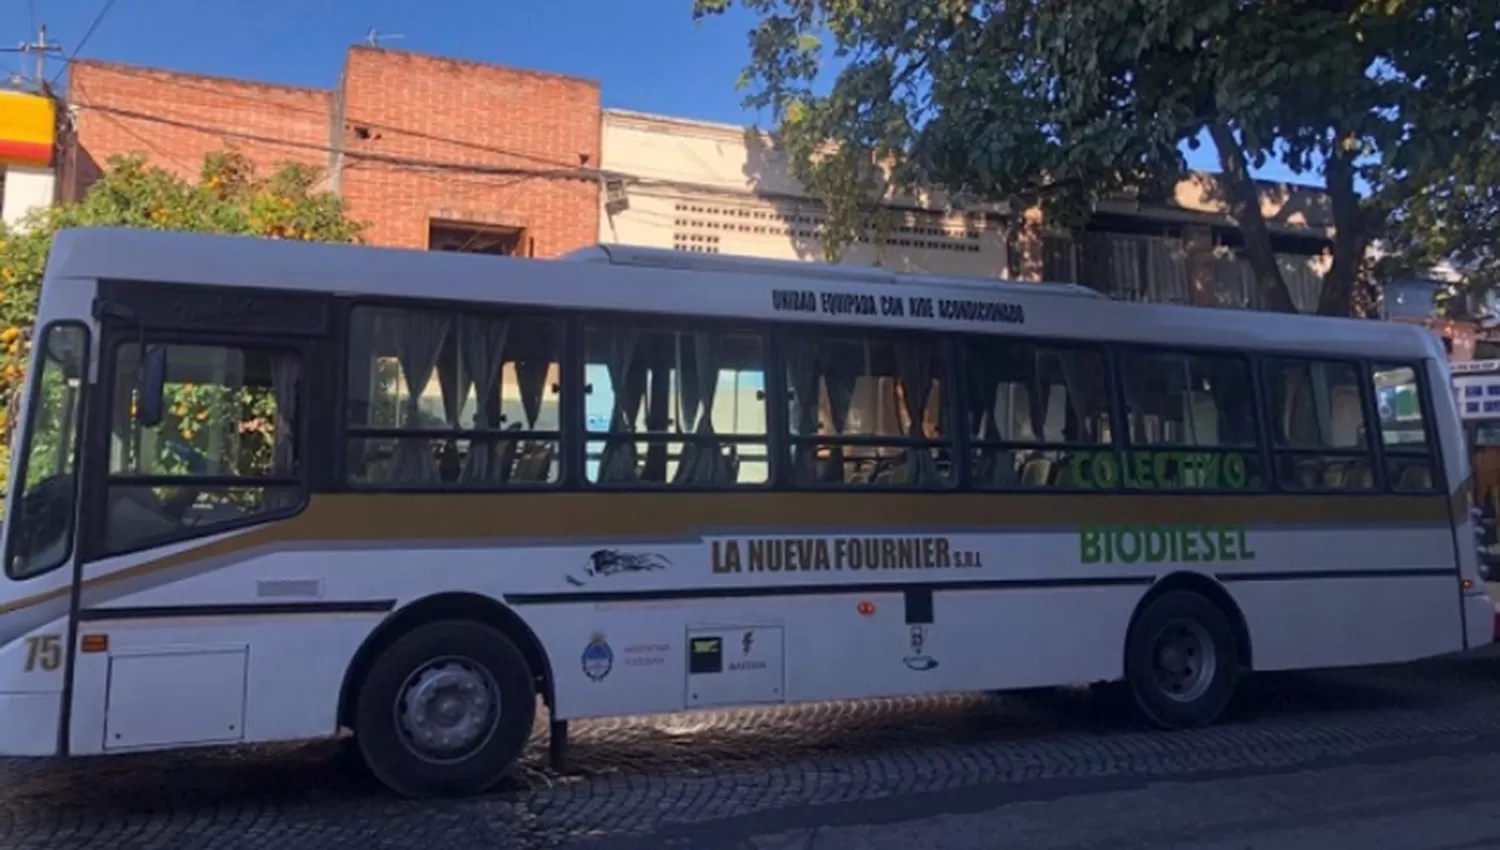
686,625,784,709
103,644,249,751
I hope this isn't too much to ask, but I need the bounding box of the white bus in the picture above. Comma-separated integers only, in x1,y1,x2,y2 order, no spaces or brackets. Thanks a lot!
0,227,1489,798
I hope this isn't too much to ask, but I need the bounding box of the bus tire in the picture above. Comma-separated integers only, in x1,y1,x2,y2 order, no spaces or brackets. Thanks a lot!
353,619,536,798
1124,590,1239,729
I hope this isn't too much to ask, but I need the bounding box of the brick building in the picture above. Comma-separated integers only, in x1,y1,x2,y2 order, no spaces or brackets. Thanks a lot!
65,47,601,257
62,45,1344,313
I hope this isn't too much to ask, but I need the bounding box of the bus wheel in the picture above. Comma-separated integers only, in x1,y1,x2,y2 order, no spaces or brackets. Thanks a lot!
1124,590,1239,729
354,619,536,798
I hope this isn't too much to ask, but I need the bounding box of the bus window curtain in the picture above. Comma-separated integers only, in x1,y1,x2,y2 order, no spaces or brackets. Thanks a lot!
390,311,449,485
895,341,940,485
823,359,857,483
785,335,821,484
458,315,510,485
271,354,300,477
674,331,726,485
598,327,644,483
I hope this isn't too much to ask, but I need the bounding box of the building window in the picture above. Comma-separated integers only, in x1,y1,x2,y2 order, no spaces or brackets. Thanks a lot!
345,306,563,487
428,221,525,256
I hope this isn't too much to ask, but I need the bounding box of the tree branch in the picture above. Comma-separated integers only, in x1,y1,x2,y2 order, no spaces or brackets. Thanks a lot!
1208,120,1297,313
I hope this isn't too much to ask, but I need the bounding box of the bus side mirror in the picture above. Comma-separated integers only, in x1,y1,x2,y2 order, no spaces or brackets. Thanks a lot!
137,345,167,428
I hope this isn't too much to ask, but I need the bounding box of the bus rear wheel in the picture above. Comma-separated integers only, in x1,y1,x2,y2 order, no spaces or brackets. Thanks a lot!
1124,590,1239,729
354,619,536,798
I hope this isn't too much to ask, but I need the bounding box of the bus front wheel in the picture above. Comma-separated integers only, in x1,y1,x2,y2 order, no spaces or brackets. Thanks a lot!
354,619,537,798
1124,590,1239,729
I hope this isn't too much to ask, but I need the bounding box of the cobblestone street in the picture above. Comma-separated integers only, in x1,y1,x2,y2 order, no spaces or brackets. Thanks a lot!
5,648,1500,849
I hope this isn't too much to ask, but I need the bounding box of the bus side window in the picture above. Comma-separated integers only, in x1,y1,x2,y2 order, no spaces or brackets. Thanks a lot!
964,338,1110,490
783,329,951,489
583,323,769,487
1263,358,1375,491
103,342,303,556
1371,363,1440,493
5,322,89,579
344,306,564,488
1117,349,1262,492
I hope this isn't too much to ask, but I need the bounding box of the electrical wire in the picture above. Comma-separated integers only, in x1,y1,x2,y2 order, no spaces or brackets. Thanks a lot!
62,62,867,217
77,59,590,171
74,100,607,183
52,0,117,86
62,58,833,205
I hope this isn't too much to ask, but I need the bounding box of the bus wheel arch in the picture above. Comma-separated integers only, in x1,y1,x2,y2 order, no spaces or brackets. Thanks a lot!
1133,571,1252,671
1121,572,1251,728
338,592,554,732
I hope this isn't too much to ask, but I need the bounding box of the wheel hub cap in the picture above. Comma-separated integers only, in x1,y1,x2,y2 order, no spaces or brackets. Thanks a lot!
1151,620,1217,704
397,660,498,761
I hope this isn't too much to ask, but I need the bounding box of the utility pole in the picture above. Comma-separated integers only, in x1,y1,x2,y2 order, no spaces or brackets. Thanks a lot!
2,24,64,92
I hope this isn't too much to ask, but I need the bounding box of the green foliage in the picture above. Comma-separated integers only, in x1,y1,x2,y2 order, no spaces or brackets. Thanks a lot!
1380,116,1500,300
0,150,364,497
697,0,1499,315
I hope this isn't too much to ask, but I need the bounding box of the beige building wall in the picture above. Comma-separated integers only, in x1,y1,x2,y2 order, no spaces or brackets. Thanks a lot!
599,109,1012,278
597,108,1343,316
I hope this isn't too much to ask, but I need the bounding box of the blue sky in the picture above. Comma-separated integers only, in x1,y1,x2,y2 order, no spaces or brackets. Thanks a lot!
3,0,1301,183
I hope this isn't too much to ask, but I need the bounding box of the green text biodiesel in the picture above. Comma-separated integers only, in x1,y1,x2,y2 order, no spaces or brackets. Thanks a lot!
1080,524,1256,565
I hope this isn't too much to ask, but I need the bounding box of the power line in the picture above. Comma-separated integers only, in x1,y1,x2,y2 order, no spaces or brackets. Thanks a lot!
69,72,748,203
65,67,779,209
73,99,610,183
52,0,118,86
84,97,564,208
82,59,590,172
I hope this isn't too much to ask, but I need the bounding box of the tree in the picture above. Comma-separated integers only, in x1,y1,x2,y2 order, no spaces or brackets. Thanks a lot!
1379,116,1500,302
695,0,1500,316
0,150,364,483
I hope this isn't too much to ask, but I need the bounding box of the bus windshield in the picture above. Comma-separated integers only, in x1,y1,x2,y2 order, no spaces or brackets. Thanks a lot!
5,323,89,580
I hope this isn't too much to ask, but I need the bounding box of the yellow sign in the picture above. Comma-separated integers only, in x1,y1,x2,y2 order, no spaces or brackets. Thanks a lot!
0,90,55,167
711,536,983,574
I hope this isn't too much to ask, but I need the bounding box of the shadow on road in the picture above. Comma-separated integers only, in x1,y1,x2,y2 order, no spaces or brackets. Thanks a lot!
2,652,1483,822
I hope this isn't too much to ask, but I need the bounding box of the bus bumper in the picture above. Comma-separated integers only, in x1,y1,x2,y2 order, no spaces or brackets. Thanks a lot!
0,692,61,756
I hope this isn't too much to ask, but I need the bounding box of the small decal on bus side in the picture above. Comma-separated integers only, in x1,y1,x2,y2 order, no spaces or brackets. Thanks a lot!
581,633,614,682
903,625,938,671
567,550,671,586
23,634,61,672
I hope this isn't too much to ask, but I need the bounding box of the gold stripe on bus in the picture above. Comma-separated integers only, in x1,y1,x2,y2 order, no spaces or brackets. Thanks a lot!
0,489,1460,619
282,491,1453,537
82,489,1455,584
0,585,70,616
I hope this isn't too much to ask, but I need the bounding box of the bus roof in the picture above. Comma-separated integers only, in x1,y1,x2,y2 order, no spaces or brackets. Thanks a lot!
562,244,1107,299
43,227,1444,361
